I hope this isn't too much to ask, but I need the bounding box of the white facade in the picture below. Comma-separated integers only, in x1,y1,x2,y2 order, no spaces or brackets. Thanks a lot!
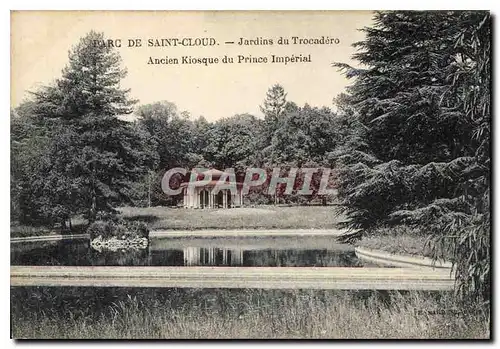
182,186,244,209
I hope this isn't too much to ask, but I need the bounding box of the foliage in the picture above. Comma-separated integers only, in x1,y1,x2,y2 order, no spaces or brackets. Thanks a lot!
203,114,263,169
87,219,149,240
333,11,490,304
11,109,52,224
11,31,155,225
269,104,339,166
260,83,287,141
136,101,198,170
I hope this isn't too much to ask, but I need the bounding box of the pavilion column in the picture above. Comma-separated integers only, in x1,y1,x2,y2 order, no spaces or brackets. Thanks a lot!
212,248,215,265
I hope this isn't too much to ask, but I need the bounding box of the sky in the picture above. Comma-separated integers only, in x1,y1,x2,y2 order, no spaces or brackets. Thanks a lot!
11,11,374,121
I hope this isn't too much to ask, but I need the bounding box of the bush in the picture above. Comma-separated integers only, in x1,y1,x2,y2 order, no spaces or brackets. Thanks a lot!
87,219,149,240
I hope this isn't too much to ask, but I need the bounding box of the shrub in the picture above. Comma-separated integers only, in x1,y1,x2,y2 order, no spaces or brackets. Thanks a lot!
87,219,149,240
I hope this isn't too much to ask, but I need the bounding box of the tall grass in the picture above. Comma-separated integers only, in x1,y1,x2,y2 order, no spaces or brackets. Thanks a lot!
11,287,489,339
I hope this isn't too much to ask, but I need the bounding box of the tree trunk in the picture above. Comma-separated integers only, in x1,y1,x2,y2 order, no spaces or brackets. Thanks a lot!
89,162,97,222
61,219,67,232
90,191,97,222
147,172,152,207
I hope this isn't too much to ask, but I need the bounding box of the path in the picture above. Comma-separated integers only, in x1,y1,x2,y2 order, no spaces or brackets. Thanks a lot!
10,266,454,290
150,229,349,238
355,247,453,269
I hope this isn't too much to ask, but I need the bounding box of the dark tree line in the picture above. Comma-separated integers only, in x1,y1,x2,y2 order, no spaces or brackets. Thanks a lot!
128,85,342,207
11,32,344,225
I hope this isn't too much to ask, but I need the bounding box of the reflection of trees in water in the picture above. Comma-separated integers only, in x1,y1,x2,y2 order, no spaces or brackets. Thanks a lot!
149,249,184,266
154,247,361,267
11,240,153,266
243,249,361,267
90,247,151,266
12,242,361,267
11,240,90,266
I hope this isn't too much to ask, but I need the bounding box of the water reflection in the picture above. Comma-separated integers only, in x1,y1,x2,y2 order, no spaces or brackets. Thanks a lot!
11,239,363,267
89,248,151,266
182,247,244,266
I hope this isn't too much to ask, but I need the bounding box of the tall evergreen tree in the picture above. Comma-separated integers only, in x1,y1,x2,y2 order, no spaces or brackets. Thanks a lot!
260,84,287,145
27,31,153,223
334,11,490,304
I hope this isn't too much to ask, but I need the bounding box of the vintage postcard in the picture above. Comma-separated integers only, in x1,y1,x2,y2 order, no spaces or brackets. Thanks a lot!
10,10,491,339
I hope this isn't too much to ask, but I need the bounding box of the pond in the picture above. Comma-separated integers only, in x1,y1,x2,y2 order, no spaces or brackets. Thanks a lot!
11,236,369,267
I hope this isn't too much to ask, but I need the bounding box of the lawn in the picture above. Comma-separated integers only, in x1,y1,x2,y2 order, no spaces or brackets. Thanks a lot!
10,205,347,238
117,205,347,231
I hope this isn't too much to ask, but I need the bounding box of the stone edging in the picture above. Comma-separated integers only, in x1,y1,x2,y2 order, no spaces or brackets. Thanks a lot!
355,246,453,270
10,234,90,244
150,229,348,238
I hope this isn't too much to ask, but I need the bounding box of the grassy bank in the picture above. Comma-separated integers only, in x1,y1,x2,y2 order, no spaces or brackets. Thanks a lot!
357,227,454,261
11,287,489,339
11,205,346,238
118,205,346,231
10,217,87,238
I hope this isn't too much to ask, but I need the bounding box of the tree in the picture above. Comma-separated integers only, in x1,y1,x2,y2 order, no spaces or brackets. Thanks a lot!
269,104,339,166
333,11,490,304
136,101,211,206
204,114,263,169
11,106,52,224
24,31,152,223
260,84,287,145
